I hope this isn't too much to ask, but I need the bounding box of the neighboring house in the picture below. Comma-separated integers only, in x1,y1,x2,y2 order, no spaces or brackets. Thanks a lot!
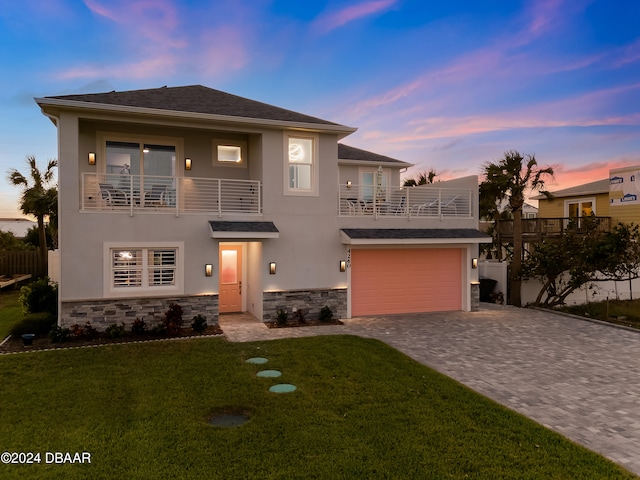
535,165,640,225
0,218,37,239
36,85,488,329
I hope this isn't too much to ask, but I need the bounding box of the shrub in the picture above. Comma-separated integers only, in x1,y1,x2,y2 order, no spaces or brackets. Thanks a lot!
151,323,166,336
319,306,334,323
49,325,71,343
19,277,58,315
276,308,288,326
163,303,183,336
131,317,147,335
293,308,307,323
105,323,126,338
82,322,98,340
191,314,207,333
10,312,56,336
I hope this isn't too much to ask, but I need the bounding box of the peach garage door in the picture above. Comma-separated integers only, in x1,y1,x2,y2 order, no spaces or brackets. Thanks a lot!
351,248,462,316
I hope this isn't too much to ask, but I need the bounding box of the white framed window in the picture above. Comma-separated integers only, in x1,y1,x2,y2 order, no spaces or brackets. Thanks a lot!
213,139,247,168
104,242,184,297
285,133,318,195
360,168,389,202
565,197,596,217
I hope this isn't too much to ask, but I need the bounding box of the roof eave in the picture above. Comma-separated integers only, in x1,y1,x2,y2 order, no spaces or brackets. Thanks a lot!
338,159,413,168
34,97,358,137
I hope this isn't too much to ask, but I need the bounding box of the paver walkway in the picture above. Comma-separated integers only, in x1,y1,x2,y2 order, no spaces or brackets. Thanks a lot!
220,306,640,476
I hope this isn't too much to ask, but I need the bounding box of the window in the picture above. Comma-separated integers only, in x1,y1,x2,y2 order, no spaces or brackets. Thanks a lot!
566,198,595,217
214,140,247,167
360,168,388,202
285,134,317,195
105,243,183,296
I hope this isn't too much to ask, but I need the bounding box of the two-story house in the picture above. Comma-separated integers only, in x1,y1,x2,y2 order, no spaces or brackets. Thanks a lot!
36,85,488,329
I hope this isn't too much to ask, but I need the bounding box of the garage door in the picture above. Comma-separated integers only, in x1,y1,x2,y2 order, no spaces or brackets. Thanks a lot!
351,248,462,316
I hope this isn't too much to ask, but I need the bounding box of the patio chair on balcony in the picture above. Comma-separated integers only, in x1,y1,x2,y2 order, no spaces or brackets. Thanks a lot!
143,184,168,206
440,195,459,215
99,183,128,206
391,196,406,215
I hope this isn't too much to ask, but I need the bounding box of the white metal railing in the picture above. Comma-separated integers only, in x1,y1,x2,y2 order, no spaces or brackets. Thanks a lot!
82,173,261,216
338,184,473,218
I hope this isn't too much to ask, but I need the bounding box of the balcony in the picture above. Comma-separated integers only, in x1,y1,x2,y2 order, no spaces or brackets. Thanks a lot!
81,173,261,216
338,184,473,219
496,216,611,242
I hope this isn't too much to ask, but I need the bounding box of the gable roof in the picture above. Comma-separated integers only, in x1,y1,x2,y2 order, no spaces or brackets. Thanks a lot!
338,144,411,167
36,85,357,135
531,178,609,200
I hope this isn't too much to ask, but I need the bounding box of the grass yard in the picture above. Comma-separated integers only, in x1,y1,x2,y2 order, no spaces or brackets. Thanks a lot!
558,298,640,329
0,290,22,339
0,335,635,479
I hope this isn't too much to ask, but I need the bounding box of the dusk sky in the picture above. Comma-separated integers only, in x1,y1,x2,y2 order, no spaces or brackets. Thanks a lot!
1,0,639,218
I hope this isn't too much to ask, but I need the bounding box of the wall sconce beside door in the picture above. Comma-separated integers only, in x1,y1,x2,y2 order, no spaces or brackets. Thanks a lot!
269,262,276,275
339,260,346,272
205,264,213,276
346,180,352,189
185,158,192,171
88,152,96,165
472,258,478,269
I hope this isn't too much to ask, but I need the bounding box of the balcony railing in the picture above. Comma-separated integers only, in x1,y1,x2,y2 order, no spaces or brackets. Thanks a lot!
496,216,611,241
82,173,261,216
338,184,473,218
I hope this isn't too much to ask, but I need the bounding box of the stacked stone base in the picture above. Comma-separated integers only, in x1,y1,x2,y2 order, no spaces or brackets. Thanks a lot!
262,288,347,322
60,294,218,331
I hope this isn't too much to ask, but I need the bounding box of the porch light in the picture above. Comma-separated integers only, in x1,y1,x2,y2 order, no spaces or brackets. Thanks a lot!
88,152,96,165
472,258,478,269
269,262,276,275
205,264,213,276
185,158,192,170
346,180,352,189
339,260,346,272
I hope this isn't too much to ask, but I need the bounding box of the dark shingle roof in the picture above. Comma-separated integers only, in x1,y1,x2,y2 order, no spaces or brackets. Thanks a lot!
531,178,609,200
44,85,344,127
341,228,490,240
338,144,409,165
209,221,279,233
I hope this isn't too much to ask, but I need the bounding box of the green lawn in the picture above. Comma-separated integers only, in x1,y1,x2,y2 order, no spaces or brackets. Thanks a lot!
0,290,23,339
0,335,635,479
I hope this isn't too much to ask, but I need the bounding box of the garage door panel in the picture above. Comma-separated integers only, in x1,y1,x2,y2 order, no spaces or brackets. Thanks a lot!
351,248,462,316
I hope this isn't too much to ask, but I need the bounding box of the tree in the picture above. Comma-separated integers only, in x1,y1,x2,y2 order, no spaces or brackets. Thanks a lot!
7,156,58,277
403,169,437,186
480,151,554,307
0,230,33,251
524,220,640,306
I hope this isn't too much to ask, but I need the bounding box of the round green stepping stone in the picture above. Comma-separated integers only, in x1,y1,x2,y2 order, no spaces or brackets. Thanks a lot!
269,384,297,393
257,370,282,378
246,357,268,364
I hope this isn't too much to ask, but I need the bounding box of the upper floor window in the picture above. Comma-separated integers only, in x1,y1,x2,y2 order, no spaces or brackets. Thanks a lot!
566,198,595,217
285,134,318,195
214,139,247,168
360,168,389,202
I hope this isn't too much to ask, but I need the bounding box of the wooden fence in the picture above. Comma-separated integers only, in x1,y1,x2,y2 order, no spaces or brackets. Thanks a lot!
0,250,42,277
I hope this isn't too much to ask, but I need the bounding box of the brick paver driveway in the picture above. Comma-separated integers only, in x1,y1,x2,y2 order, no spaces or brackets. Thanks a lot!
221,305,640,475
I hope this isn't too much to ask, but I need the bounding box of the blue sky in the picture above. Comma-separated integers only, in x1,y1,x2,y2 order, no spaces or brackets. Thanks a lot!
1,0,639,217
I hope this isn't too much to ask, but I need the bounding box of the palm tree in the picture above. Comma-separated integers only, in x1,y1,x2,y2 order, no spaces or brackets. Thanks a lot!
7,156,58,277
480,151,553,307
403,168,437,186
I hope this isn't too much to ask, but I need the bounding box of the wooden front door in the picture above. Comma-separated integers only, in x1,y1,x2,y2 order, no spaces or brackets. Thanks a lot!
219,245,242,313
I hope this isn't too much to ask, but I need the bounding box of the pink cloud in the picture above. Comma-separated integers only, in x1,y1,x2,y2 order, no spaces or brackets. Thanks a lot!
312,0,398,33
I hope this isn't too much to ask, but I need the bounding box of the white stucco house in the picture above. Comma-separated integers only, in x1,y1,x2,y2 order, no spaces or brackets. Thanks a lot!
36,85,488,329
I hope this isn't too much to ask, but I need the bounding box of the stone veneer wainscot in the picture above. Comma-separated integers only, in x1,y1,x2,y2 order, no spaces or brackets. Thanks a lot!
263,288,347,322
60,294,218,331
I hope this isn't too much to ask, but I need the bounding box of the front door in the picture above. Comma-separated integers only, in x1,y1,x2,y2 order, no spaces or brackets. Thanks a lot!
219,245,242,313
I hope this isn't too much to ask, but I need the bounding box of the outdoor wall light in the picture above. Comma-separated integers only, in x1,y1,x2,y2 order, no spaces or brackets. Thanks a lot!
472,258,478,269
185,158,192,170
269,262,276,275
346,180,352,189
339,260,346,272
88,152,96,165
205,264,213,276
